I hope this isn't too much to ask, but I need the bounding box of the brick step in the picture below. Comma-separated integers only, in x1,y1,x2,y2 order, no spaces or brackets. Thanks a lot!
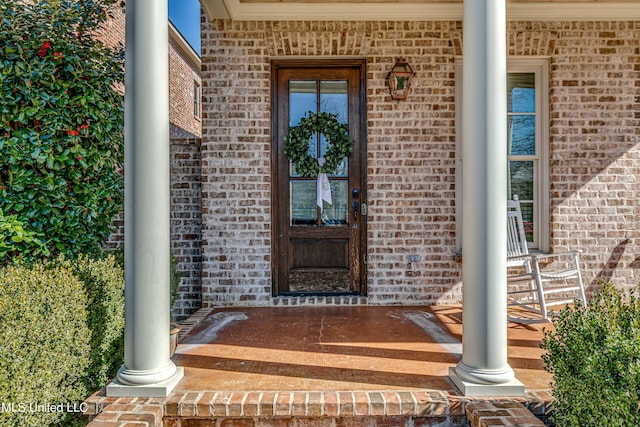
466,401,548,427
85,390,552,427
163,415,469,426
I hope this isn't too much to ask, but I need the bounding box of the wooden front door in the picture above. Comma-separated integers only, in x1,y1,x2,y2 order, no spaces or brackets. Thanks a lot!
271,59,367,295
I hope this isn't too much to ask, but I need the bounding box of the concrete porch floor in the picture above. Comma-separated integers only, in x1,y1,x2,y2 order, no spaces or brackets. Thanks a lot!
86,304,554,426
174,305,551,392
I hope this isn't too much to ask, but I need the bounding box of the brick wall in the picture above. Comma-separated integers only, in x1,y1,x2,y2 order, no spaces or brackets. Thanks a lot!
169,31,202,140
170,138,203,321
200,19,639,306
95,3,125,49
541,21,640,293
168,28,203,320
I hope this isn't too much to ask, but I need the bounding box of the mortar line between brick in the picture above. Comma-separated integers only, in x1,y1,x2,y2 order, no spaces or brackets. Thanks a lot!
304,391,310,417
240,391,249,417
409,391,418,415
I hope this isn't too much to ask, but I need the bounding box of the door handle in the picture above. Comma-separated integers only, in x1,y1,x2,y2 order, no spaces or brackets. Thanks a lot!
352,201,359,219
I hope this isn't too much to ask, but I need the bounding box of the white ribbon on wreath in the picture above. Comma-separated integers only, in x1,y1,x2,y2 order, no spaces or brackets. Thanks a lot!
316,157,332,212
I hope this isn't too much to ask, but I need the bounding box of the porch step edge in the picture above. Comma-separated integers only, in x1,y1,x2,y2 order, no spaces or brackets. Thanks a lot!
84,389,553,427
164,389,552,418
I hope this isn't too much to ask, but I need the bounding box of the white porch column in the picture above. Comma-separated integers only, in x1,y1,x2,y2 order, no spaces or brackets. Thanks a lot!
448,0,524,396
106,0,183,397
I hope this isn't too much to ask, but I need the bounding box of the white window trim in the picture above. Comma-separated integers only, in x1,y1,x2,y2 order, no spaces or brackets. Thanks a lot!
455,57,550,252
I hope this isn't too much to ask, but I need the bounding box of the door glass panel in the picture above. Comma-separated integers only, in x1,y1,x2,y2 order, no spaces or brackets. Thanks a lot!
320,180,348,226
320,81,348,121
320,81,349,177
289,79,351,227
290,81,318,177
290,80,317,125
508,115,535,155
290,181,317,225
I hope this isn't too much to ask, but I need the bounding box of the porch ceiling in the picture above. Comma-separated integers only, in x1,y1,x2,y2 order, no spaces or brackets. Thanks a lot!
201,0,640,21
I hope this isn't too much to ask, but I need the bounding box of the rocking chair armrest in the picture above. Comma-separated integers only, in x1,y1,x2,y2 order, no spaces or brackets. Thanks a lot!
530,250,582,261
507,254,536,262
507,250,582,265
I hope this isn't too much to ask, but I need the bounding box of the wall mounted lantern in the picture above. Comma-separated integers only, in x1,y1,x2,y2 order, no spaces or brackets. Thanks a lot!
385,57,416,101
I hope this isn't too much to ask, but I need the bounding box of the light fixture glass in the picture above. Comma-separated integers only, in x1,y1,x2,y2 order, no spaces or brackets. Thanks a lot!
385,57,415,101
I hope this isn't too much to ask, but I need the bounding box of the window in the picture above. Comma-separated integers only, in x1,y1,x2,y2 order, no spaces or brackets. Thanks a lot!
193,81,201,117
456,58,549,251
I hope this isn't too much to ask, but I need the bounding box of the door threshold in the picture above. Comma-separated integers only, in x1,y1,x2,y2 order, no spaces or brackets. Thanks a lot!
271,294,368,306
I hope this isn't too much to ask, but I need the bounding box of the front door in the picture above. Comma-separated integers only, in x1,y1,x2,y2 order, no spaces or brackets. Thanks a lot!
271,59,367,295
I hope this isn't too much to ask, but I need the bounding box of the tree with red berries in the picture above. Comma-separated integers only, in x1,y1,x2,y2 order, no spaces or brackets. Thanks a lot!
0,0,124,260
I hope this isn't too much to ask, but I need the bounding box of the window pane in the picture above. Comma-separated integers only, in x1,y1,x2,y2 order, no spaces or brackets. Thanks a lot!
289,81,318,176
290,80,317,126
320,81,348,122
508,73,535,113
508,115,535,155
194,82,200,116
508,161,534,201
519,201,535,243
326,157,348,177
320,180,348,226
320,81,349,177
509,161,534,242
290,180,317,226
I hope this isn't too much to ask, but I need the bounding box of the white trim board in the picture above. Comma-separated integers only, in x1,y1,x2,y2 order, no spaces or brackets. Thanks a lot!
202,0,640,21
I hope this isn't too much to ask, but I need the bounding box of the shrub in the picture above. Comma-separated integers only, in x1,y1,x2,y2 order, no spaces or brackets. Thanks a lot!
0,209,49,263
71,255,124,391
170,253,182,316
0,255,125,426
0,0,124,258
540,282,640,427
0,261,91,427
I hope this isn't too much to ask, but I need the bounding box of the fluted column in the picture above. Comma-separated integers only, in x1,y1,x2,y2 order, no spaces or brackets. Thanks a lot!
448,0,524,396
107,0,183,397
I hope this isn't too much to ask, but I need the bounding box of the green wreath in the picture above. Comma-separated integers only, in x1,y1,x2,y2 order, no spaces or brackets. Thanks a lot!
284,111,353,177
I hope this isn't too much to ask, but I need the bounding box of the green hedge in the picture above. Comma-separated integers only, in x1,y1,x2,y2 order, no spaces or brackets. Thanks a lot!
0,261,90,427
541,282,640,427
0,256,124,427
72,255,124,391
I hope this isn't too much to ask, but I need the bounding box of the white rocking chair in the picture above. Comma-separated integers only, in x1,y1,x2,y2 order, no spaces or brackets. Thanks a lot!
507,196,587,323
